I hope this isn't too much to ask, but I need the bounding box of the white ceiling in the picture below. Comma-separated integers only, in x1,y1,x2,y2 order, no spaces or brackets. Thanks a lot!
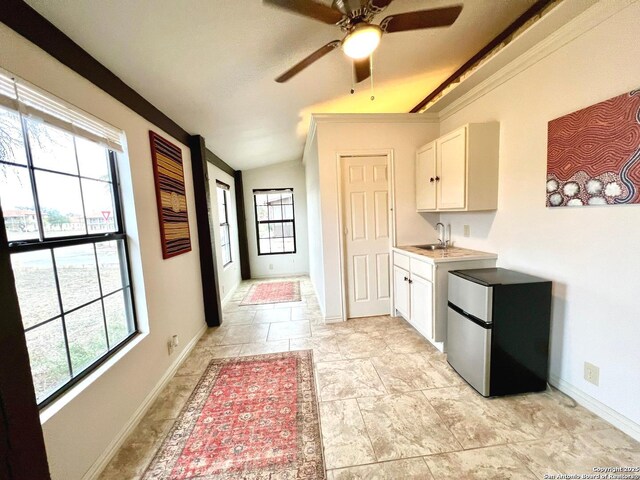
25,0,537,171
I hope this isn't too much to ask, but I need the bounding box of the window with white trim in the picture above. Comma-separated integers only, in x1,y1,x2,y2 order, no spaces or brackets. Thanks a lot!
0,70,136,408
216,181,232,267
253,189,296,255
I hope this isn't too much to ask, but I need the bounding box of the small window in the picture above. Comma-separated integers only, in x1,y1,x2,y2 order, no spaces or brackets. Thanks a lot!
216,181,232,266
0,108,136,408
253,189,296,255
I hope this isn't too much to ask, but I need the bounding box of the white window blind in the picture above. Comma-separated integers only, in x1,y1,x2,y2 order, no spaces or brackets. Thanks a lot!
253,188,294,195
0,68,125,152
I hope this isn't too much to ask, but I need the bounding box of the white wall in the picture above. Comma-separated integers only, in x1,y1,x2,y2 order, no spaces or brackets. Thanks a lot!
438,1,640,434
0,24,207,479
307,117,440,320
207,163,241,303
242,160,309,278
304,134,326,312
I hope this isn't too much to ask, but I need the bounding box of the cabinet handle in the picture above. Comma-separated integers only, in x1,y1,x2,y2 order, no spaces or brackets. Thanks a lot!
435,176,440,181
408,279,413,284
403,276,408,282
429,177,435,183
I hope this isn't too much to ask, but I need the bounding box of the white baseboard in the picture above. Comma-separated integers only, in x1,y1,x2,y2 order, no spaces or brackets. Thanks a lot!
324,315,344,324
549,374,640,442
82,323,208,480
221,282,239,306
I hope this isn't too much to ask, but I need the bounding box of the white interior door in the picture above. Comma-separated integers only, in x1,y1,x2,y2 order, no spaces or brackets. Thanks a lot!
341,155,391,318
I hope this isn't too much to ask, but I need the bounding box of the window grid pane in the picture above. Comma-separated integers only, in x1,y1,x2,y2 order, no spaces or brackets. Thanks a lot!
217,186,232,266
1,105,137,408
254,190,296,256
0,164,40,241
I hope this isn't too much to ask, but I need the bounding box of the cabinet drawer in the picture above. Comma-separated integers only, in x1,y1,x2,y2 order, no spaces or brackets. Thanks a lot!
393,251,410,271
410,258,433,281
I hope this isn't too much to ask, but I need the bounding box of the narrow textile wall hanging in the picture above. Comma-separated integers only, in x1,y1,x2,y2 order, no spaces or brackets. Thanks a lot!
149,131,192,258
547,88,640,207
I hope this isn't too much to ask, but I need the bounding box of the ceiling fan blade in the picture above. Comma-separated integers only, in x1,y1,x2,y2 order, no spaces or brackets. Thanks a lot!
367,0,394,14
264,0,344,24
380,5,463,33
275,41,341,83
354,57,371,83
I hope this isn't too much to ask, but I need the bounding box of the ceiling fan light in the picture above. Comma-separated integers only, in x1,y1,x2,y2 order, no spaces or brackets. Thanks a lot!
342,24,382,59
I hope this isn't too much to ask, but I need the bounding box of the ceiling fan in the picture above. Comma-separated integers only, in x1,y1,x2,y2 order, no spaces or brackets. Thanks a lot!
266,0,463,84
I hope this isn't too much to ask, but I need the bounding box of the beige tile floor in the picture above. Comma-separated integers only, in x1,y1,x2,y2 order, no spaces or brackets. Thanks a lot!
99,276,640,479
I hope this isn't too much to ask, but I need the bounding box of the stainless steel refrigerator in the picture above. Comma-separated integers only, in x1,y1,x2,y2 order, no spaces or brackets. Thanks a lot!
447,268,552,397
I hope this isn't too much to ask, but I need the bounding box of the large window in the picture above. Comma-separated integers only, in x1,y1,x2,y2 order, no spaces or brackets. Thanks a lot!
0,105,136,408
216,181,232,266
254,189,296,255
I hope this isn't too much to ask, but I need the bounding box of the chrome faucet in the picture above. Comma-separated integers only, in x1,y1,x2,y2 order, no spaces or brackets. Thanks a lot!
436,222,446,247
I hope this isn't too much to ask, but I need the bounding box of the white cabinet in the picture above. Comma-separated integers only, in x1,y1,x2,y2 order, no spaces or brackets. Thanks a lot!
393,265,410,319
416,142,436,211
393,252,436,341
409,274,434,339
392,249,497,352
416,122,499,212
437,127,467,209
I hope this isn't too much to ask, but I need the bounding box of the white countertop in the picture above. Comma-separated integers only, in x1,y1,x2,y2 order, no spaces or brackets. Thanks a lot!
393,245,498,264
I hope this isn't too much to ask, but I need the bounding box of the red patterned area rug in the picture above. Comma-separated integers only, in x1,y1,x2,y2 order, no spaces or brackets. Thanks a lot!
241,281,301,305
141,351,325,480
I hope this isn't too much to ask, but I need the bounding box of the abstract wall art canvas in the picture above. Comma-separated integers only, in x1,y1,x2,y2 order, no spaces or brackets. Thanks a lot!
149,131,192,258
547,89,640,207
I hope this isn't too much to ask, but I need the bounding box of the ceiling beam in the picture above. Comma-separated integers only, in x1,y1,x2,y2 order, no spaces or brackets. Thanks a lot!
410,0,555,113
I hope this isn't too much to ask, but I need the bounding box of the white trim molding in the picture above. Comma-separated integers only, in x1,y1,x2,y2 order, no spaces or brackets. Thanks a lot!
311,112,440,124
335,149,395,322
82,323,208,480
549,374,640,442
431,0,637,120
323,315,345,324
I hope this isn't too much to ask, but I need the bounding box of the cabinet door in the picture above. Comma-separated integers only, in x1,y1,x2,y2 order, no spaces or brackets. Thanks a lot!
436,126,467,209
410,275,434,339
393,266,410,320
416,142,437,211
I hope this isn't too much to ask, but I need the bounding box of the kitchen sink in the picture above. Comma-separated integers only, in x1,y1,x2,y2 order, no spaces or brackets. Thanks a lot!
414,243,446,251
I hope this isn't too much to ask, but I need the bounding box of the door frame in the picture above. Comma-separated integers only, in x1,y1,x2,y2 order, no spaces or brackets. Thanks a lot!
336,149,396,321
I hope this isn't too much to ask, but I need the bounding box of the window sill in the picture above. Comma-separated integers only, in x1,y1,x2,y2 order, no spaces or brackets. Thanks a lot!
39,331,148,424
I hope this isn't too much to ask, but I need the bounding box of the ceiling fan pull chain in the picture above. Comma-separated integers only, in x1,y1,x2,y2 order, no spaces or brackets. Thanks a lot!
370,54,375,101
351,65,356,94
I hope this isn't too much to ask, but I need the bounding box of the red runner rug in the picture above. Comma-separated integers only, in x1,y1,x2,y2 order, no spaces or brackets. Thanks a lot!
241,281,301,305
142,351,324,479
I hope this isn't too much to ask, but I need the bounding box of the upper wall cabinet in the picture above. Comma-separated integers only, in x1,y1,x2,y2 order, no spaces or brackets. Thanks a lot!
416,123,499,212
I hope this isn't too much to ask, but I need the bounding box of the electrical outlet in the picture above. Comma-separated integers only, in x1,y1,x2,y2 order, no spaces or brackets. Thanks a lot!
463,225,471,237
584,362,599,386
168,335,179,355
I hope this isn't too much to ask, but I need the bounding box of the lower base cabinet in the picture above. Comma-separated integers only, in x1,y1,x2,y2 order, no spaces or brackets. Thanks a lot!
393,261,435,343
409,274,434,340
393,265,410,319
392,250,497,352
